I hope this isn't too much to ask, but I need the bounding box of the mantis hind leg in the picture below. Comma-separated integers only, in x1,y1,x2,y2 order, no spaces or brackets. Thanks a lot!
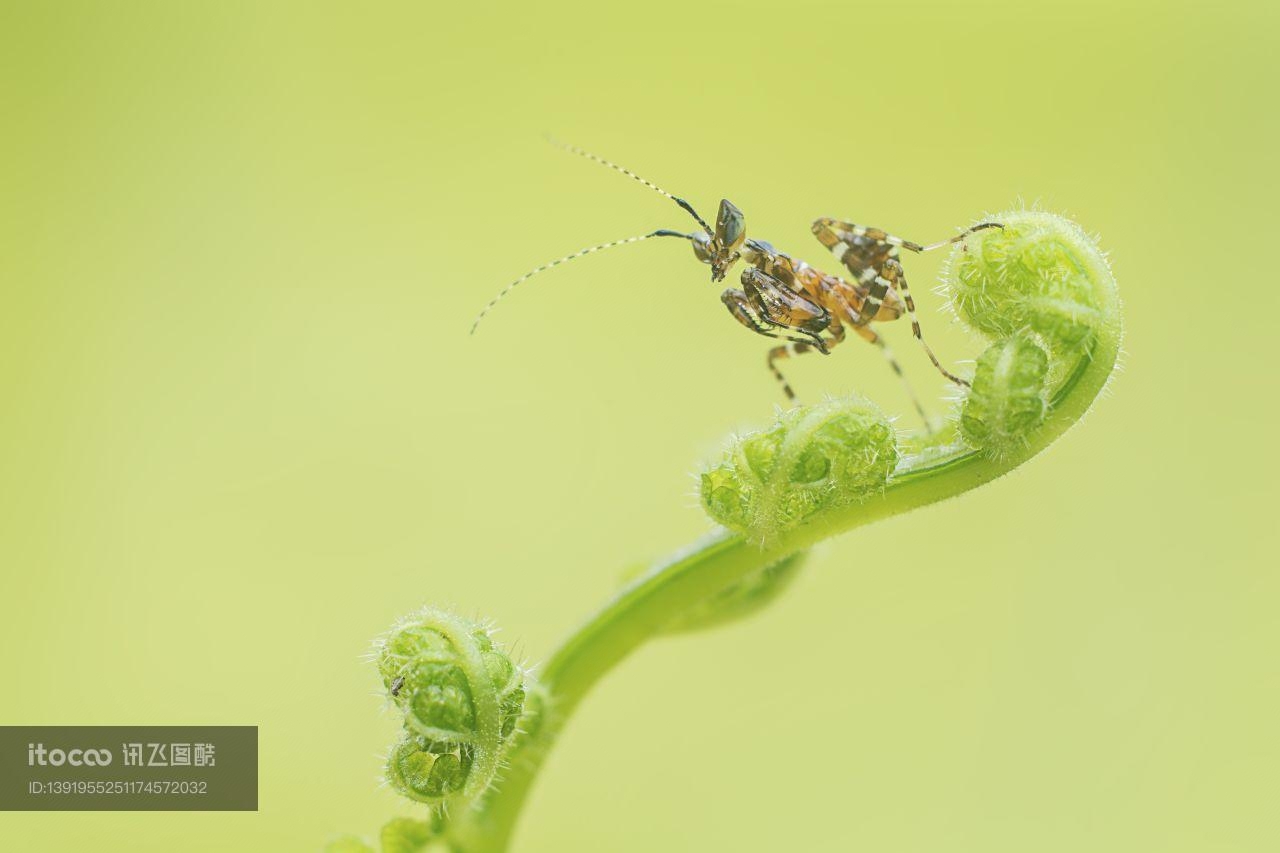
878,258,970,388
852,324,934,433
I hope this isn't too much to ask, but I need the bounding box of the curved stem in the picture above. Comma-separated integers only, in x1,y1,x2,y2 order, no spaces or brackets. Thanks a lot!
449,320,1119,852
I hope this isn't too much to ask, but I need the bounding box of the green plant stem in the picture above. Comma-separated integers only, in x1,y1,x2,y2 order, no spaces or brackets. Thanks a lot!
450,326,1119,853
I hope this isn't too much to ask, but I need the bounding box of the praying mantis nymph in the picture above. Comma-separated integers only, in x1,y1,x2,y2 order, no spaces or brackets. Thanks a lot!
472,141,1000,421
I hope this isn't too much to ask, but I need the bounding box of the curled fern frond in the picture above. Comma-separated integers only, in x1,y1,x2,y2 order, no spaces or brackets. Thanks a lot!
375,608,529,810
700,397,898,544
338,208,1122,853
960,334,1050,456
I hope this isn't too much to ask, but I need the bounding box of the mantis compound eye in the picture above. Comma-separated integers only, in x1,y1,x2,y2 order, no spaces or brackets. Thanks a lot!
690,232,714,264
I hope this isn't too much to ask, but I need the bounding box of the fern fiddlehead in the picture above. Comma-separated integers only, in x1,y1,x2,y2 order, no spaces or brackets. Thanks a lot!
333,209,1121,852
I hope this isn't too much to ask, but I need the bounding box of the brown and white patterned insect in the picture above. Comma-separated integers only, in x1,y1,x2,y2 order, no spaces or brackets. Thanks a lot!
471,143,1000,419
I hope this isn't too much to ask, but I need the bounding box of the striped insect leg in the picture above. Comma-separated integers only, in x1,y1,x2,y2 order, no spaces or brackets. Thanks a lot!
811,218,900,270
902,221,1004,253
879,258,970,387
767,324,844,404
851,324,933,432
813,217,1001,257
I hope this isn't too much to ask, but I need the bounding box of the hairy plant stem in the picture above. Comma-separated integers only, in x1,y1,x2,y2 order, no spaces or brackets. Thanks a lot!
448,322,1120,852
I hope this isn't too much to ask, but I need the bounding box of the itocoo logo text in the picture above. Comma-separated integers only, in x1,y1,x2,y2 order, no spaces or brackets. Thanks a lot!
27,743,113,766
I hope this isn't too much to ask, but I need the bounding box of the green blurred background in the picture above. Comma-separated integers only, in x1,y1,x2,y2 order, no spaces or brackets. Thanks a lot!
2,0,1276,850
